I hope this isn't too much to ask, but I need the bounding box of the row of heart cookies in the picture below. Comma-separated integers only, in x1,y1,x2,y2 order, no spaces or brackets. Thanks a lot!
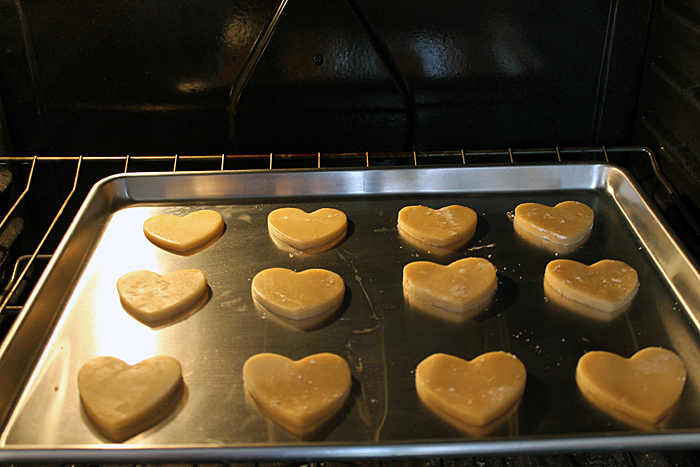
78,344,687,443
135,201,591,255
114,257,641,330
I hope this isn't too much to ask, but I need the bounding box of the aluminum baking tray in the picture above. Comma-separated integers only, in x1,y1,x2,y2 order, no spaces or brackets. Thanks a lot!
1,162,700,463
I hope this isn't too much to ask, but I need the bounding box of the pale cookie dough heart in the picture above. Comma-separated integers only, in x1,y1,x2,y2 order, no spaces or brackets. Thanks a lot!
143,210,224,253
514,201,593,246
416,352,526,427
398,205,477,247
117,269,208,323
576,347,686,425
268,207,347,250
78,356,184,441
251,268,344,320
544,259,639,312
242,353,352,429
403,258,498,312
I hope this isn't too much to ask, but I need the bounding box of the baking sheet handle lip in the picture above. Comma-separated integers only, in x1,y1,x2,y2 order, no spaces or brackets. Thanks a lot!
93,160,621,208
3,431,700,463
608,162,700,326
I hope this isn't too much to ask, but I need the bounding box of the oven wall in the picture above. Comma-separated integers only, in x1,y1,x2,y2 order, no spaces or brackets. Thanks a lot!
0,0,651,155
634,0,700,215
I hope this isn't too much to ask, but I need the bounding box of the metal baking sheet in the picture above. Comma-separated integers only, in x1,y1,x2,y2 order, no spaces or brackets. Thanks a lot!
1,163,700,462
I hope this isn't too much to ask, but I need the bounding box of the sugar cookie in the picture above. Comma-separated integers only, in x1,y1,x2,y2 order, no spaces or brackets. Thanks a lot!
415,352,526,427
242,353,352,429
117,269,208,323
576,347,686,425
514,201,593,246
251,268,345,320
403,258,497,312
78,356,184,442
544,259,638,312
268,208,347,251
398,205,477,247
143,210,224,253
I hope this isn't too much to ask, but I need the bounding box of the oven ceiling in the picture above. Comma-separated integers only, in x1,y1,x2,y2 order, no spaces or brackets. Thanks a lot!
0,0,651,155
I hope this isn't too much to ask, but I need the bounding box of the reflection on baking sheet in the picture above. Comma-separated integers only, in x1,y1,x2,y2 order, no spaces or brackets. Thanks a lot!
404,291,493,323
269,230,346,256
543,280,627,321
243,387,347,440
91,284,158,366
514,220,589,254
398,226,474,257
160,230,224,256
252,297,344,331
120,288,212,329
577,380,672,431
417,390,520,437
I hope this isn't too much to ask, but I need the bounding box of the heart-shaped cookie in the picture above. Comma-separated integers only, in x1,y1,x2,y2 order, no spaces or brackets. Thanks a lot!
415,352,526,427
117,269,208,323
544,259,638,312
242,353,352,428
252,268,344,320
268,207,347,250
398,205,477,247
403,258,497,312
576,347,686,425
143,210,224,253
78,356,184,441
514,201,593,246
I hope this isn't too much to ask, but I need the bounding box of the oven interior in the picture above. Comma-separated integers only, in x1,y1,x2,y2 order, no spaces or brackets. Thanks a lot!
2,0,700,464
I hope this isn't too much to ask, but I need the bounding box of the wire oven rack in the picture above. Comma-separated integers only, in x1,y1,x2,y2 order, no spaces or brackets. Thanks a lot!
0,147,698,467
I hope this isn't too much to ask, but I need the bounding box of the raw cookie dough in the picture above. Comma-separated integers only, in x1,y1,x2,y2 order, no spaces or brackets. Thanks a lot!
117,269,208,323
78,356,184,442
403,258,498,312
544,259,639,312
251,268,345,320
398,205,477,247
143,210,224,253
576,347,686,425
514,201,593,246
268,208,347,251
242,353,352,429
415,352,526,427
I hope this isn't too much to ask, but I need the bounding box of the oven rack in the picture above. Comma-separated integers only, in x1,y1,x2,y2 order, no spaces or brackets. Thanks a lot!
0,147,698,467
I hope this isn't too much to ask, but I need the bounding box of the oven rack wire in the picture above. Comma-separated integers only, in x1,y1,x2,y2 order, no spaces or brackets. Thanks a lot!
0,147,698,467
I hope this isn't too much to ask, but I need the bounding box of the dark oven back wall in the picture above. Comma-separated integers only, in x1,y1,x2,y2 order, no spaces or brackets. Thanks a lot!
0,0,651,155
